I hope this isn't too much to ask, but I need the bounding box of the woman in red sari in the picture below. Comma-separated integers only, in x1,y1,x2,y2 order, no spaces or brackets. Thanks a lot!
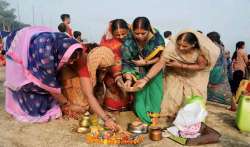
100,19,132,111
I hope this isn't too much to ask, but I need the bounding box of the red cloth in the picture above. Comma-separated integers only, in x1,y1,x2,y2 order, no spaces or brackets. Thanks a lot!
77,57,90,77
100,36,133,110
0,43,5,66
100,35,122,77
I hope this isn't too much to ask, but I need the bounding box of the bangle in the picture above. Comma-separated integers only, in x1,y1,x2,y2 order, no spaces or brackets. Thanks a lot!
103,114,112,122
143,78,149,82
146,75,151,80
144,75,151,82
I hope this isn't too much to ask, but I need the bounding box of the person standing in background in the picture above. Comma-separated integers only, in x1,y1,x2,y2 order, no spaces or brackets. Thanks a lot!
73,31,82,42
207,32,233,107
163,31,172,45
231,41,248,95
60,14,73,37
225,50,233,87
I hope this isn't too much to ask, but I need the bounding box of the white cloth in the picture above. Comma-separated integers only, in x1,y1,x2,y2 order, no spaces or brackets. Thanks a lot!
167,102,207,138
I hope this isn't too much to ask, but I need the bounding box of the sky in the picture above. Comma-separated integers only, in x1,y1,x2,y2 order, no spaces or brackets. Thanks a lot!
6,0,250,53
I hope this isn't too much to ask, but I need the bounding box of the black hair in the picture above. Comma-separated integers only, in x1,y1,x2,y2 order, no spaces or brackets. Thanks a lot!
164,31,172,38
232,41,245,60
132,16,153,33
232,70,244,94
73,31,81,39
248,54,250,59
176,32,200,49
111,19,129,33
1,50,5,55
207,31,223,46
84,43,99,53
69,48,82,61
60,14,70,21
197,30,203,34
58,23,66,33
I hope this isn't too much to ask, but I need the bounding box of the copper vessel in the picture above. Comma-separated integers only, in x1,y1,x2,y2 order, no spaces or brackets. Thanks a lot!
149,127,162,141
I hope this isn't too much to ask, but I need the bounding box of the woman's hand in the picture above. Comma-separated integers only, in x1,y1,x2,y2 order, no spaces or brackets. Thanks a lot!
116,77,125,88
132,59,147,66
104,118,118,131
165,60,182,68
133,78,148,90
124,80,133,88
61,103,87,119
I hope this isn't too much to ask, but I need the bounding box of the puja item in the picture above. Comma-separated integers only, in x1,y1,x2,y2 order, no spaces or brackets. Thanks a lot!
149,127,162,141
79,112,91,127
149,112,160,127
76,112,91,134
236,94,250,132
127,123,148,134
77,127,90,134
167,123,221,146
85,131,144,145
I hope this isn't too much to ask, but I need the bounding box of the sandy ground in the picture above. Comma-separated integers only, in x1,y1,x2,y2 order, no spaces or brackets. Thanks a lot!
0,66,250,147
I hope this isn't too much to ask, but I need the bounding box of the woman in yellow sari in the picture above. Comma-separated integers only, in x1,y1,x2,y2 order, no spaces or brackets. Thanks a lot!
134,29,220,119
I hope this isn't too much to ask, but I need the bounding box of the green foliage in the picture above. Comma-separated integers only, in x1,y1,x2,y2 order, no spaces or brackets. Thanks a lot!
0,0,28,31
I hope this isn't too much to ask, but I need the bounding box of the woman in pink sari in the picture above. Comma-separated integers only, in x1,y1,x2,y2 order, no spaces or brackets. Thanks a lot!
4,26,84,123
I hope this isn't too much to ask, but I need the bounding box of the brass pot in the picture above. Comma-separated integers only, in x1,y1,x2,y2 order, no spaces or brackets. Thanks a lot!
79,116,90,127
77,127,90,134
149,127,162,141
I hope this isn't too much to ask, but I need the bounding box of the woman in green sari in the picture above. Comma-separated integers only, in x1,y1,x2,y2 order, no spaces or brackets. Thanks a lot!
121,17,165,132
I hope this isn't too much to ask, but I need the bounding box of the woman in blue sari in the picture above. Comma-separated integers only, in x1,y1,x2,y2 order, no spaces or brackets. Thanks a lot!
207,32,233,108
5,26,85,122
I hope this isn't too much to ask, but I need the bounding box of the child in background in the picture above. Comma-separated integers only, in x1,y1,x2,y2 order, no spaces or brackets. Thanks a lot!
73,31,82,42
163,31,172,45
60,14,73,37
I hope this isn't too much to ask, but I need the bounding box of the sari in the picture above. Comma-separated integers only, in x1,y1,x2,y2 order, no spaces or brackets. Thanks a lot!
121,29,165,124
4,26,83,123
0,42,5,66
161,29,220,118
100,35,132,111
207,43,232,105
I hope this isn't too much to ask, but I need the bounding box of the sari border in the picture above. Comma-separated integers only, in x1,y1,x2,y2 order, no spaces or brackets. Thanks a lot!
57,43,83,70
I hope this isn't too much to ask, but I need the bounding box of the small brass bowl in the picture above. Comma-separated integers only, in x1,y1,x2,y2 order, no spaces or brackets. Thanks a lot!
77,127,90,134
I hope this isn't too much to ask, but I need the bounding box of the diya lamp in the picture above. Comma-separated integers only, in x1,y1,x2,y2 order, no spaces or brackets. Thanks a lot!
149,112,160,127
